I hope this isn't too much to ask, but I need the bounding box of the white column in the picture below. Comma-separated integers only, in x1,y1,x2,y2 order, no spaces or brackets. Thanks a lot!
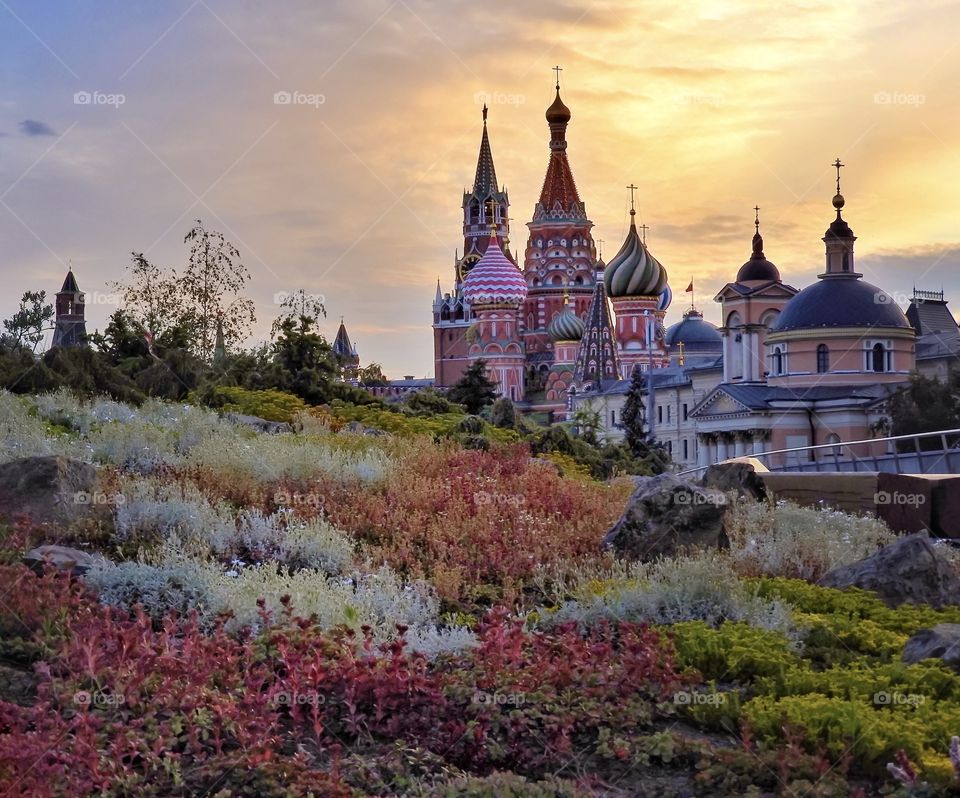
716,437,728,461
697,437,708,467
721,333,731,382
734,437,746,458
752,437,764,455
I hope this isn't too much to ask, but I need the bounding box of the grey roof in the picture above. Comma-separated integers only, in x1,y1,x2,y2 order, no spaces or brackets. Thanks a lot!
696,381,897,415
770,275,911,333
906,298,960,341
665,310,722,351
916,333,960,361
387,378,434,387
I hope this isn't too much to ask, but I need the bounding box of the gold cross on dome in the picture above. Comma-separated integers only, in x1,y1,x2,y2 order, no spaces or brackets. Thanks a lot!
552,65,562,88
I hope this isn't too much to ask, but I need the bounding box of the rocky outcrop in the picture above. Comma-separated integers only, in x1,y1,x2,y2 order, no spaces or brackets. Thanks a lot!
602,473,729,562
223,413,293,435
701,460,767,502
22,544,109,576
0,456,99,530
902,624,960,671
819,532,960,608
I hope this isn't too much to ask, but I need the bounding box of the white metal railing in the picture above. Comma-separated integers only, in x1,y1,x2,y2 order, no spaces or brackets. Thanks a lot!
678,427,960,477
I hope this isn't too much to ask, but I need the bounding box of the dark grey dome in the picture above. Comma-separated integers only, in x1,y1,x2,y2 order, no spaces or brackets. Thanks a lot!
737,231,780,283
770,276,911,333
665,309,723,351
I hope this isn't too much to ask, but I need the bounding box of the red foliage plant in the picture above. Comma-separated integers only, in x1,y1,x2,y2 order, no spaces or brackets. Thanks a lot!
0,568,685,796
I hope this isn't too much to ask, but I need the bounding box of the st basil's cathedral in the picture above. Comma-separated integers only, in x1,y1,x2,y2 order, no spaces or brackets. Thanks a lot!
432,78,673,417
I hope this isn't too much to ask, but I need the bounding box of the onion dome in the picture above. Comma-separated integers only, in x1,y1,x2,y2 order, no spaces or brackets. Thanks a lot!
658,284,673,311
545,86,571,125
462,229,528,306
737,211,781,282
603,210,668,297
770,279,910,333
548,295,585,341
665,308,723,353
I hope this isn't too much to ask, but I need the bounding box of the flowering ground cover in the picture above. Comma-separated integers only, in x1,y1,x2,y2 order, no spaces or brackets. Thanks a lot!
2,390,960,796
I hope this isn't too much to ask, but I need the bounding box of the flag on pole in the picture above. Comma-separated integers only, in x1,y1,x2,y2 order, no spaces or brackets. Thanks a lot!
685,280,694,293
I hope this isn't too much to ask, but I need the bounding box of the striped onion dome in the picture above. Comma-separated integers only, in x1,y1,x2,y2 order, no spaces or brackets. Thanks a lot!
603,211,669,298
658,284,673,311
462,230,528,306
547,297,585,341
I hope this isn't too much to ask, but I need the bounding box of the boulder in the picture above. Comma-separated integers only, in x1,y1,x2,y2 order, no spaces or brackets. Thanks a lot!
0,456,99,530
342,420,386,437
602,472,729,561
701,460,767,501
874,473,934,535
902,624,960,671
223,412,292,434
22,544,108,576
818,532,960,608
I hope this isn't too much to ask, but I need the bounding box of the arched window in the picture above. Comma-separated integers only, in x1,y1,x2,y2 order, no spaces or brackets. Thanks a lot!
872,343,886,373
772,346,784,375
816,344,829,373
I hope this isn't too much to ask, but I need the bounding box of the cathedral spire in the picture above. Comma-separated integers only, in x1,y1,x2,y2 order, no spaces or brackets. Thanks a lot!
535,69,584,222
574,273,620,386
472,104,499,198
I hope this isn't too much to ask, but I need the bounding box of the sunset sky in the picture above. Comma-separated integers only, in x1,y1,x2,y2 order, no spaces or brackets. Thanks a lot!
1,0,958,377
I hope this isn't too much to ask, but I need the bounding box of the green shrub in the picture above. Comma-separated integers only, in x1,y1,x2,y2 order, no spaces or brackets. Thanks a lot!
670,621,798,683
203,385,306,422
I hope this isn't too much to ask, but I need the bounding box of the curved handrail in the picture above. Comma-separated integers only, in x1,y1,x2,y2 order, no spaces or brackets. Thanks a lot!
678,427,960,477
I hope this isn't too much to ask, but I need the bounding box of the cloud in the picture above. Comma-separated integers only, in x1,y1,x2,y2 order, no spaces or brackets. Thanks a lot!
19,120,56,137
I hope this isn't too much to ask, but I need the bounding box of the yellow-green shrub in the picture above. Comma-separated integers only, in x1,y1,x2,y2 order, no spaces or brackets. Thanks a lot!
208,386,306,423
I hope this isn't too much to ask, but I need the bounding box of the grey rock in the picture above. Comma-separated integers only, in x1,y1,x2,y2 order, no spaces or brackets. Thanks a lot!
23,544,108,576
223,412,292,434
602,472,729,561
701,461,767,502
0,456,99,529
819,532,960,608
902,623,960,671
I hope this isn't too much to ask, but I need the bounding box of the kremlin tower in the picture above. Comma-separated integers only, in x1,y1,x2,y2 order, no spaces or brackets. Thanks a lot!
522,72,596,378
51,268,87,348
603,191,671,376
461,226,528,400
